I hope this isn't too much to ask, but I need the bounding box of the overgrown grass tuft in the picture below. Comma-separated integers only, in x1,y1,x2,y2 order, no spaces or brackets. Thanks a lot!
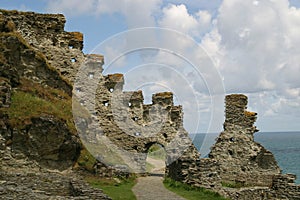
221,181,245,188
85,175,137,200
164,178,229,200
76,148,97,172
3,78,76,133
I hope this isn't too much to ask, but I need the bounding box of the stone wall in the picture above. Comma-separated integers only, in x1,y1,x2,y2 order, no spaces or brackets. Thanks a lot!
182,94,300,200
2,9,300,200
0,9,84,84
74,55,200,175
0,9,110,200
209,94,281,187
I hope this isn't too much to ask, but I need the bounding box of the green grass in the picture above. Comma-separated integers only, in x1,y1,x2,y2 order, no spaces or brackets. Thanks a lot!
1,78,76,132
163,178,229,200
146,162,155,172
76,148,97,172
221,181,244,188
85,176,137,200
148,144,166,160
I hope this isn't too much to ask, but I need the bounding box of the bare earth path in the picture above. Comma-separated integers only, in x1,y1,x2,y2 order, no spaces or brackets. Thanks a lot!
132,157,186,200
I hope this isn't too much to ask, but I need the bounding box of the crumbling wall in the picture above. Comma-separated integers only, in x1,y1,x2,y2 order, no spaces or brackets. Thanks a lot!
209,94,281,187
0,9,84,83
74,55,200,175
182,94,300,200
0,10,83,171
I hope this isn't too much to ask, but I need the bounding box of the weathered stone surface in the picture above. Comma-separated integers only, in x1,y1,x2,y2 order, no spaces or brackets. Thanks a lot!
0,30,72,94
1,8,300,200
209,94,280,187
0,78,11,108
74,55,200,175
181,94,300,199
0,9,84,83
0,171,110,200
0,9,110,199
11,116,81,170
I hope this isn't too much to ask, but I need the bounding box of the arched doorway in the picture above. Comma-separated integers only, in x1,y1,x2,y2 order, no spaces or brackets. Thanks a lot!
145,143,166,176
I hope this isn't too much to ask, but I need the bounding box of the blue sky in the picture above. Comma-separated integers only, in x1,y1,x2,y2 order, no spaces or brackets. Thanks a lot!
2,0,300,134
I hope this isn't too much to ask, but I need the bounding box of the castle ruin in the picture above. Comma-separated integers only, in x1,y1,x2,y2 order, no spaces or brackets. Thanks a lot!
0,9,300,200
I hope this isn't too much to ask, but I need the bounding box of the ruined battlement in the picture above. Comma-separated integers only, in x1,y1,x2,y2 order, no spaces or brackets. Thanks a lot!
104,74,124,91
224,94,258,132
0,9,84,50
152,92,174,106
0,9,66,32
0,9,85,83
1,9,300,200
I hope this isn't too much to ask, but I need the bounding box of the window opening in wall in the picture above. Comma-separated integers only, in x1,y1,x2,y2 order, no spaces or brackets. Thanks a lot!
135,132,140,136
88,72,94,79
71,58,76,63
75,87,81,93
103,101,109,107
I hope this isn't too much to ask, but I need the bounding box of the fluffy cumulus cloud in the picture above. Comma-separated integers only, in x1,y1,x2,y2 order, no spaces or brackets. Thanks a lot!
213,0,300,93
46,0,300,132
158,4,213,37
201,0,300,131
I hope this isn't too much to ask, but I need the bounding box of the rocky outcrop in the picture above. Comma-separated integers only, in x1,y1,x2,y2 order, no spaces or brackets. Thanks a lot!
0,10,81,171
0,171,110,200
11,116,80,170
0,9,110,200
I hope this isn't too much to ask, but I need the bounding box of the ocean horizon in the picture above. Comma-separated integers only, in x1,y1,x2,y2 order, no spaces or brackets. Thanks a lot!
190,131,300,184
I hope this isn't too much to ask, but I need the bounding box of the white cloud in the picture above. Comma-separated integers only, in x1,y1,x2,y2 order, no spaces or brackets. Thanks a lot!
158,4,213,37
213,0,300,94
46,0,300,131
159,4,198,34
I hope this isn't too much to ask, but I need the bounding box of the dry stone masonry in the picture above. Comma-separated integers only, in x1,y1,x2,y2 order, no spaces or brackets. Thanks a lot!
209,94,281,187
1,9,300,200
74,55,201,174
0,9,109,199
0,9,84,84
182,94,300,199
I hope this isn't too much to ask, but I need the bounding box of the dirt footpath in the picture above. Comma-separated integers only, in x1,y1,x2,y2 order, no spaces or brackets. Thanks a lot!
132,157,186,200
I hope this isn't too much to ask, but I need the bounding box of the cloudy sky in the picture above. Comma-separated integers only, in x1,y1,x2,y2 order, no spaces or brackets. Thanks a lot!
2,0,300,134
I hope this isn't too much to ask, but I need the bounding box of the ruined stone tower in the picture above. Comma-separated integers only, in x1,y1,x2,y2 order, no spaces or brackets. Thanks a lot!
209,94,281,187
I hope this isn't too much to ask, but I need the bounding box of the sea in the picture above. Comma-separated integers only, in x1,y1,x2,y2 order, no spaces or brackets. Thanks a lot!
191,131,300,184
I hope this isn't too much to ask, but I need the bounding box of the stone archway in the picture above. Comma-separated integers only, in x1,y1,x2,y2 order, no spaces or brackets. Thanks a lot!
145,143,166,176
75,56,201,178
